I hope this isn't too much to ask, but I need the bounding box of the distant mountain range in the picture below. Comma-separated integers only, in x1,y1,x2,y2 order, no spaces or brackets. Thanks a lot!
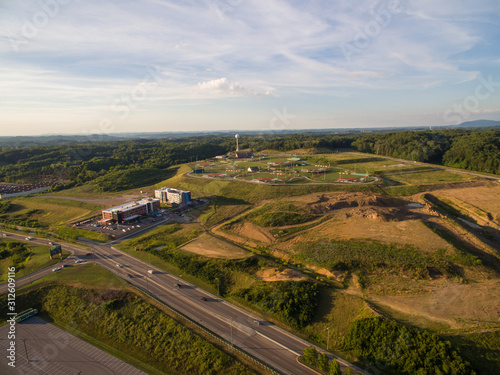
0,119,499,148
452,119,500,128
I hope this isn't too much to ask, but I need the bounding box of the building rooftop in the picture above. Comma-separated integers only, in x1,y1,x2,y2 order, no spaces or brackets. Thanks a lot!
103,198,159,213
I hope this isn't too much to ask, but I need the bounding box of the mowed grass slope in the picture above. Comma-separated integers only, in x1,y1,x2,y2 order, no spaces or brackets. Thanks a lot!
0,239,69,282
4,196,103,227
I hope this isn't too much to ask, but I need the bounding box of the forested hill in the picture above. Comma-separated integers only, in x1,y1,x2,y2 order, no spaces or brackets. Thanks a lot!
351,129,500,175
0,128,498,191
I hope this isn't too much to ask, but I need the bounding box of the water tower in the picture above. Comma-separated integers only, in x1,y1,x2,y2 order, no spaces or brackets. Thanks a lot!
235,134,239,151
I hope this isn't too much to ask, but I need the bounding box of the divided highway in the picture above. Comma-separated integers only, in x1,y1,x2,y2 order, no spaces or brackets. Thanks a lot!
1,232,369,375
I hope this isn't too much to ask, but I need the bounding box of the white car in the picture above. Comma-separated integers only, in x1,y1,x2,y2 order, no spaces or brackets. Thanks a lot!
148,270,154,274
75,259,85,264
116,263,123,268
25,236,33,240
52,267,62,272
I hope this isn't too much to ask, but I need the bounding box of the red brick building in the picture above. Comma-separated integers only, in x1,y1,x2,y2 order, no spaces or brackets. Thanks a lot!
101,198,160,223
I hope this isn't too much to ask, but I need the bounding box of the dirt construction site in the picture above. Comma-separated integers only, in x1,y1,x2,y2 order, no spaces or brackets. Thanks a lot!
212,180,500,331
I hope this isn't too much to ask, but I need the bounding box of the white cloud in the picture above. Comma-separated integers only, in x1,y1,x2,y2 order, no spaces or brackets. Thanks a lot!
197,77,271,97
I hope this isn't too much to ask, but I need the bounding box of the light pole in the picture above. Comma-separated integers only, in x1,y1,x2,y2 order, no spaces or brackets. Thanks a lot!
230,319,234,348
327,327,330,351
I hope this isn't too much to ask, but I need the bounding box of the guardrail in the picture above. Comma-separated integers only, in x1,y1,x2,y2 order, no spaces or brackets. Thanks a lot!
130,281,282,375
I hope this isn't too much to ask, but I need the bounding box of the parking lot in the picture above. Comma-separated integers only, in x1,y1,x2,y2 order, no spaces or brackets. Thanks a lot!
0,316,146,374
72,199,207,240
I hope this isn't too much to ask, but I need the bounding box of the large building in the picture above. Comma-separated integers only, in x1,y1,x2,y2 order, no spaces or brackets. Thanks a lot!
155,187,191,205
101,198,160,223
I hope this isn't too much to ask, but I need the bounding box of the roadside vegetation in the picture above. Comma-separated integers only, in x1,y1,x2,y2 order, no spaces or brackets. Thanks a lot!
343,317,475,375
0,265,258,375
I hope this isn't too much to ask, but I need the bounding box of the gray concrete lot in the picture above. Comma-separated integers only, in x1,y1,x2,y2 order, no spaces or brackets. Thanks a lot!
0,316,146,375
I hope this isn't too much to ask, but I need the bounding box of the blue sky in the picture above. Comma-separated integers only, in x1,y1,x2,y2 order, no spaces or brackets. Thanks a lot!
1,0,499,136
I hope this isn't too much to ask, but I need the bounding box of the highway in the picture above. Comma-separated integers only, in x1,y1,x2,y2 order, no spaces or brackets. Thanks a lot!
1,232,369,375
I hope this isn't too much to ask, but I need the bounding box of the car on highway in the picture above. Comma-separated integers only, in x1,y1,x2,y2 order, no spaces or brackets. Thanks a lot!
52,267,62,272
148,270,154,274
62,264,71,268
174,283,181,288
85,252,93,256
25,236,33,240
116,263,123,268
200,297,207,301
48,241,54,246
75,259,86,264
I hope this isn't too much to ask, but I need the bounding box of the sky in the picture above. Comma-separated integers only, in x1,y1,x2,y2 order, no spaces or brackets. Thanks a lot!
1,0,499,136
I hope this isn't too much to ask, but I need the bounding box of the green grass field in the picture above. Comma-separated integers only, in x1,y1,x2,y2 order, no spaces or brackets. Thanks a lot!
22,262,128,291
303,288,376,349
381,167,474,185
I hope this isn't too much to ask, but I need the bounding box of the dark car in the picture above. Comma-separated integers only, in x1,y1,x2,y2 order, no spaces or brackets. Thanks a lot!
174,283,181,288
200,297,207,301
85,252,93,256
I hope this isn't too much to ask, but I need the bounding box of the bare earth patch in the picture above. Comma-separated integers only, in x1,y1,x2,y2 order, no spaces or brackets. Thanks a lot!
432,181,500,222
368,279,500,330
278,207,451,253
256,268,307,282
180,233,248,259
232,222,275,243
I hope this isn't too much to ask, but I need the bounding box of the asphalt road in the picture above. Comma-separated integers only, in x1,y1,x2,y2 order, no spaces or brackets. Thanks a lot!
1,232,368,375
0,316,147,375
